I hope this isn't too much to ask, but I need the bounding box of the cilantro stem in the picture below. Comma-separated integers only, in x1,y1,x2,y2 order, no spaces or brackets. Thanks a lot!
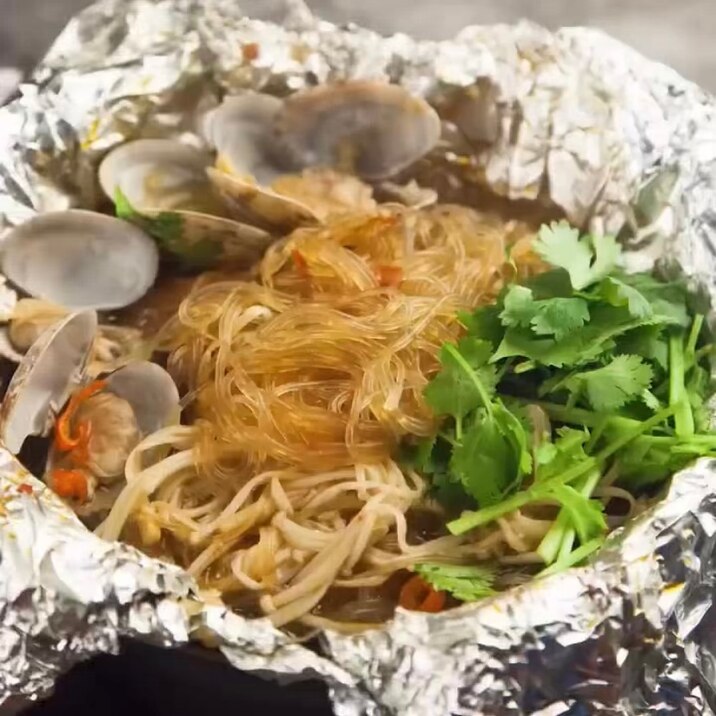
447,457,598,535
537,469,600,564
669,333,694,437
448,405,677,536
495,358,514,382
514,360,537,374
538,537,603,578
443,343,494,417
585,416,607,453
694,343,716,362
633,433,716,447
455,416,463,442
536,510,571,564
685,314,704,362
439,431,458,447
565,391,578,411
510,398,641,431
593,405,677,462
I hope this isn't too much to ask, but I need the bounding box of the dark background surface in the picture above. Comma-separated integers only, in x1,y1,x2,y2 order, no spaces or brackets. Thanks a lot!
16,641,333,716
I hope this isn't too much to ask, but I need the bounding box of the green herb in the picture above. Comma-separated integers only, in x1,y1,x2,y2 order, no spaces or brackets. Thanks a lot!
413,563,496,602
407,220,716,573
499,285,590,341
423,340,531,507
114,187,221,268
599,277,652,319
561,355,654,412
533,221,620,290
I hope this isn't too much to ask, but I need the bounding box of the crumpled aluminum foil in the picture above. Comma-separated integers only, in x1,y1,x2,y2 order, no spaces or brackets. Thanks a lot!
2,1,716,714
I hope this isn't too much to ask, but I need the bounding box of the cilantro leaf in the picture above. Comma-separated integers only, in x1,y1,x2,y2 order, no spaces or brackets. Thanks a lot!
642,389,662,411
401,435,437,473
403,436,476,511
499,286,535,328
114,187,221,268
459,306,504,348
431,471,476,512
525,268,573,299
114,186,136,221
499,286,590,342
534,221,620,290
450,411,515,507
413,563,496,602
589,234,622,285
450,401,531,508
600,277,652,319
616,325,668,371
615,272,690,327
530,297,590,341
424,339,496,419
563,355,653,412
492,304,672,368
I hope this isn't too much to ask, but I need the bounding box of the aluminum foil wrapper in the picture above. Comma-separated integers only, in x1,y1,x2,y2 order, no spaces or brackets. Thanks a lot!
2,1,716,714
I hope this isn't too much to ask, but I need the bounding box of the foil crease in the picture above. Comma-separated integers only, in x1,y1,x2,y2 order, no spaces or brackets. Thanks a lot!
2,1,716,714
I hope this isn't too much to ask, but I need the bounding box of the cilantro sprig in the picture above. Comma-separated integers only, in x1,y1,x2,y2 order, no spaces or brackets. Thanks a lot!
408,220,716,578
115,188,222,268
412,563,496,602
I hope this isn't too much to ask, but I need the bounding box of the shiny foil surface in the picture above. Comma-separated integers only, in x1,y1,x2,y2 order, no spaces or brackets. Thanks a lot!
2,1,716,714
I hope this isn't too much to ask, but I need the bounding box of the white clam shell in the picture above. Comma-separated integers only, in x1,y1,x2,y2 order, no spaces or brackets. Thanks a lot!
203,93,284,185
100,139,273,264
0,310,97,454
275,81,442,181
207,167,319,232
104,360,180,435
203,83,441,232
98,139,213,211
1,210,159,310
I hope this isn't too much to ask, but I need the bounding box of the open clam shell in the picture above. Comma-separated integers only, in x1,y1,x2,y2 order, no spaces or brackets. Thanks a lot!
207,167,320,232
139,206,273,265
204,93,321,231
1,210,159,310
274,81,442,181
104,360,180,435
0,310,97,454
205,82,440,232
202,93,284,185
98,139,215,212
45,360,180,516
100,139,273,266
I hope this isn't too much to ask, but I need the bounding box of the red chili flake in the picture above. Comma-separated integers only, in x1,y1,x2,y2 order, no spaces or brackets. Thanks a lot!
375,265,403,288
17,483,33,495
291,249,310,277
242,43,260,62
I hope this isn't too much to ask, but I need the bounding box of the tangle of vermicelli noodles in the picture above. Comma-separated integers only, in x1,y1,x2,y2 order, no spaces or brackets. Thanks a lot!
99,204,553,630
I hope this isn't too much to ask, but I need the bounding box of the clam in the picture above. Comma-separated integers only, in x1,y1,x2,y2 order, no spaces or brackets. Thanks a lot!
0,306,180,512
99,139,272,266
99,139,216,213
0,310,97,454
274,82,442,180
1,210,159,310
205,82,441,231
47,360,180,505
0,298,147,376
